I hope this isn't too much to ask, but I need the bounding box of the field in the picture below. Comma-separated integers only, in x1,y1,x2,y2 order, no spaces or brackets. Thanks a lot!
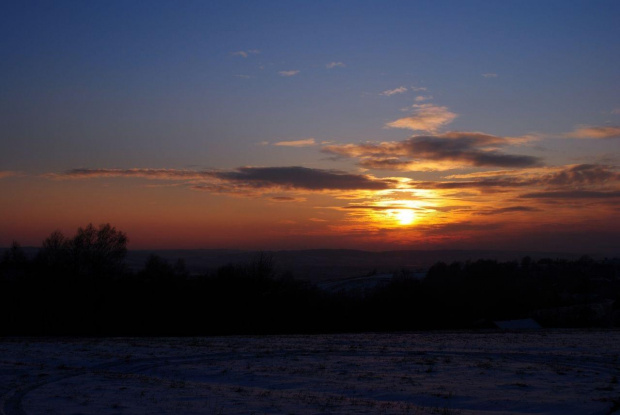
1,331,619,415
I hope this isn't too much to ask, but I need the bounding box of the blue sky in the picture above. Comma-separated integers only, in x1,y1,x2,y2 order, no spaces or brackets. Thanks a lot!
3,0,618,171
1,1,619,251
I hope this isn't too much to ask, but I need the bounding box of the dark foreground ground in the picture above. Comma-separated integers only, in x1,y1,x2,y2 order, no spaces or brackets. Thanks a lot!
1,330,619,415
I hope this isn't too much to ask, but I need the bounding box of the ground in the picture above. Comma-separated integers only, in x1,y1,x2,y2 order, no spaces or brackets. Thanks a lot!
1,331,619,414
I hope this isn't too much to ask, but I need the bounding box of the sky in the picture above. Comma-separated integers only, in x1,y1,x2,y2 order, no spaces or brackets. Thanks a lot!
1,0,619,254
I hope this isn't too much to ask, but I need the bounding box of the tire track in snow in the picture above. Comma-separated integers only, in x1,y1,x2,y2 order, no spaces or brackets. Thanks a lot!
0,353,240,415
2,342,619,415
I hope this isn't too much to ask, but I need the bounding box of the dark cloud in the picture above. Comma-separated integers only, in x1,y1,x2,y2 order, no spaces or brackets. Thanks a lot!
53,166,394,192
543,164,618,186
414,178,531,189
212,166,394,191
463,152,540,168
476,206,541,215
520,190,620,199
415,164,619,190
322,132,542,170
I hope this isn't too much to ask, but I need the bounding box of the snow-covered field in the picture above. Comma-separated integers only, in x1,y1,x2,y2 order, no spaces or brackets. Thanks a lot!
1,331,619,415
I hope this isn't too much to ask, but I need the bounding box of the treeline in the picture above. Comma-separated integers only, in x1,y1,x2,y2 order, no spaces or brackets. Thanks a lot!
1,224,619,335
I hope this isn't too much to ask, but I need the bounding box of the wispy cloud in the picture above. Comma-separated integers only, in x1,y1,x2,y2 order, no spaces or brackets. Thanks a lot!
385,104,457,133
444,169,522,179
563,125,620,139
279,70,300,77
380,86,407,96
482,73,498,78
273,138,316,147
231,49,260,58
0,171,17,179
271,196,305,202
322,131,541,171
50,168,210,181
343,204,422,212
612,108,620,115
414,95,433,102
326,62,345,69
504,133,544,145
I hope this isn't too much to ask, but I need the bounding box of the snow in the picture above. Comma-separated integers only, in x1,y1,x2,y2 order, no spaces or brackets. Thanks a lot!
1,330,619,414
494,319,542,330
318,273,395,293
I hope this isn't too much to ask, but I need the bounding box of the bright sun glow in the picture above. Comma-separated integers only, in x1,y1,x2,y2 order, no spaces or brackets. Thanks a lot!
394,209,415,225
350,192,441,230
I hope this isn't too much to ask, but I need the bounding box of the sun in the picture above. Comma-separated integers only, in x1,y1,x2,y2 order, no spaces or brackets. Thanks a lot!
394,209,416,225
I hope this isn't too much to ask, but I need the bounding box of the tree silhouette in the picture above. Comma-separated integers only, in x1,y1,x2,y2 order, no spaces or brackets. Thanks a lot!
2,241,27,265
38,230,69,269
2,223,620,335
38,223,128,277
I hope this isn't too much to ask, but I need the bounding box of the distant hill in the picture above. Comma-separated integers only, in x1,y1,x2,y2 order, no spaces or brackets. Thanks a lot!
2,246,598,283
124,249,590,282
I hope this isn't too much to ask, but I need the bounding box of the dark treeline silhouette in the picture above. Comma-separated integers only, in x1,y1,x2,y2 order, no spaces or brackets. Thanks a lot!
1,224,619,336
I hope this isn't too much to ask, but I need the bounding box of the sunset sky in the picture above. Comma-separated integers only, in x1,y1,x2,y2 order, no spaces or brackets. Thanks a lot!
2,1,619,253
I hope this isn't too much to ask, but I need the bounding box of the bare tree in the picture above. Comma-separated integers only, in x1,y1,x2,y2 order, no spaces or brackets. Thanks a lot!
39,224,128,277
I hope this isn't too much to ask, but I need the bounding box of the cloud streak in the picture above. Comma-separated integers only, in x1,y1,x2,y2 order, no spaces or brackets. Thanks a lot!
271,196,304,202
343,204,421,211
564,125,620,139
326,62,345,69
53,166,396,193
231,49,260,58
413,164,619,190
414,95,433,102
381,87,407,96
212,167,394,191
273,138,316,147
476,206,540,215
51,168,209,181
0,171,17,179
279,70,300,77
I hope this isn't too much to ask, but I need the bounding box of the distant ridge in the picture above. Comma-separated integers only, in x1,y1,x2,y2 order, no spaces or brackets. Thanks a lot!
124,249,590,282
2,247,599,282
